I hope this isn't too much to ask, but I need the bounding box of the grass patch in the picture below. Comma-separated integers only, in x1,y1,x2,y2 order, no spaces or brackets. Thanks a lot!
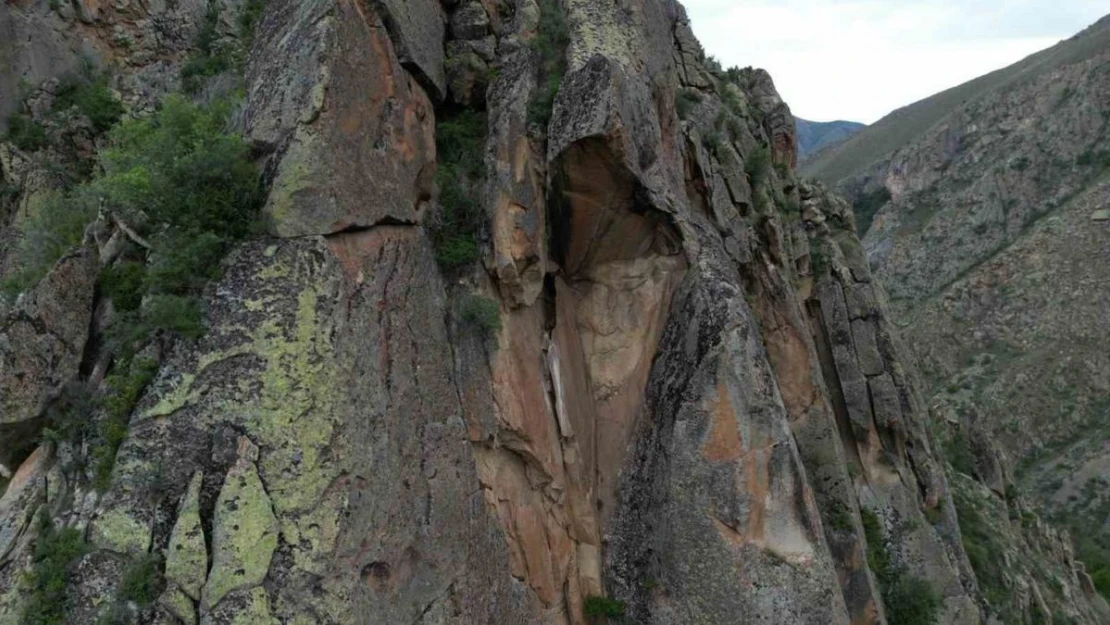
526,0,570,129
861,508,942,625
21,521,89,625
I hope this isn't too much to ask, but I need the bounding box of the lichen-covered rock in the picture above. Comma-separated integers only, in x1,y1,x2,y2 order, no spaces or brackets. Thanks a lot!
0,248,96,468
244,0,436,237
203,438,278,612
4,1,1106,624
165,472,207,601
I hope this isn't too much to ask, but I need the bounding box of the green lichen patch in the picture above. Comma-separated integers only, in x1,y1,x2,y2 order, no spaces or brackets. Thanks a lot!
165,473,207,599
89,507,151,556
202,449,279,610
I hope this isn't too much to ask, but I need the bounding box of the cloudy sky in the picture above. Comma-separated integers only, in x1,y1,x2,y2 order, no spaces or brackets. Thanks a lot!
681,0,1108,124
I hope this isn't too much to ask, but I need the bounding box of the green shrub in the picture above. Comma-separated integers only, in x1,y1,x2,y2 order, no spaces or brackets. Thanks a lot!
100,262,147,312
93,358,159,491
459,294,501,338
432,109,487,269
828,504,853,532
703,130,724,158
41,382,98,447
1092,568,1110,600
583,595,626,618
676,88,702,120
1076,149,1110,169
53,74,123,133
954,491,1011,608
5,113,48,151
101,96,259,240
851,186,892,235
884,574,942,625
745,146,772,187
239,0,266,44
527,0,570,129
22,521,89,625
118,553,165,606
862,508,942,625
944,430,977,477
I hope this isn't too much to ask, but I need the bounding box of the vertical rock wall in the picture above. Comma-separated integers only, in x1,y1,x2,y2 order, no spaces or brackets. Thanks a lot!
1,1,1107,625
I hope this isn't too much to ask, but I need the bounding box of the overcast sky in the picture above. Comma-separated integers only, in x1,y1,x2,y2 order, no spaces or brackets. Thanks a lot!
681,0,1108,124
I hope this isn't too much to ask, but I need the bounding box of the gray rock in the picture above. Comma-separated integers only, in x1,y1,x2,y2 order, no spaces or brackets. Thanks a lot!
450,1,491,40
371,0,447,99
867,373,902,429
851,319,885,376
0,248,96,468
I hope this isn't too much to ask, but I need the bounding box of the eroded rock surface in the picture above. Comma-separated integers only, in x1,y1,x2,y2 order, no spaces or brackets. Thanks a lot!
2,1,1107,625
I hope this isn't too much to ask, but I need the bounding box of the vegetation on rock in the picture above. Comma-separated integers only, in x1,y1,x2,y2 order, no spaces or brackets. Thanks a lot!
23,520,89,625
432,109,487,269
458,294,502,339
861,509,942,625
583,595,627,619
527,0,570,129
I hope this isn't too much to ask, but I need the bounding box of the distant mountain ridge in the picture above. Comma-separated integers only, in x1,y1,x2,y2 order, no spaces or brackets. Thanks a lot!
801,13,1110,185
795,118,865,160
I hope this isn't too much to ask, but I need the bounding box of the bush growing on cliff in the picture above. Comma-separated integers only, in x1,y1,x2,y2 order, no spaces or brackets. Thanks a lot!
432,109,487,269
745,146,772,187
851,186,892,236
53,71,124,133
676,88,702,120
4,112,48,151
118,553,165,607
583,595,626,619
459,294,502,339
527,0,570,129
23,520,89,625
861,509,942,625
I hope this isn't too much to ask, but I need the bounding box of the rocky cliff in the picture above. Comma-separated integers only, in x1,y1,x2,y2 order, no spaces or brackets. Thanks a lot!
800,12,1110,624
1,2,1107,625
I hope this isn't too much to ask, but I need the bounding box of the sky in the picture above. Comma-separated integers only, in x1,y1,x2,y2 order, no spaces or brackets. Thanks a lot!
681,0,1108,124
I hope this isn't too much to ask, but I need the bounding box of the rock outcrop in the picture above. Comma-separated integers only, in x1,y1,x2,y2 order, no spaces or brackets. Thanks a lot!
1,1,1107,625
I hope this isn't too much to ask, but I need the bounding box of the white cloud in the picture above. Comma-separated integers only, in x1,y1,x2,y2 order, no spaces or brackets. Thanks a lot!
681,0,1107,123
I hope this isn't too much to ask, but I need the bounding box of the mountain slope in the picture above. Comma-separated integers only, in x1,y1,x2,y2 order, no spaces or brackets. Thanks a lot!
802,12,1110,616
801,14,1110,185
796,118,865,160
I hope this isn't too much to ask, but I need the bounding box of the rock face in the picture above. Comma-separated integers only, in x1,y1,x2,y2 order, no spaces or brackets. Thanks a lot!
0,248,97,470
1,1,1108,625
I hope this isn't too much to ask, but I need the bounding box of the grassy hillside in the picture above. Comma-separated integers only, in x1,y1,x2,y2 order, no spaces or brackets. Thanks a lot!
801,14,1110,184
795,118,865,160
